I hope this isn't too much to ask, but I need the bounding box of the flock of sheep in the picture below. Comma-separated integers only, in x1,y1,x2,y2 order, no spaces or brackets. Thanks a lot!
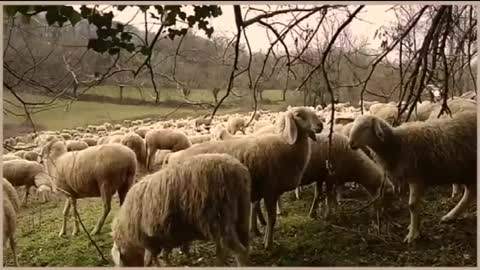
2,90,477,266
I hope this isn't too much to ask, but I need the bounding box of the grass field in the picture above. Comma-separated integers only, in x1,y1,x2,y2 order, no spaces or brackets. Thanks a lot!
3,87,302,136
3,184,476,267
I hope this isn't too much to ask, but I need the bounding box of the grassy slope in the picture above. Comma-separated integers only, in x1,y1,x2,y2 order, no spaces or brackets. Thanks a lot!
3,185,476,267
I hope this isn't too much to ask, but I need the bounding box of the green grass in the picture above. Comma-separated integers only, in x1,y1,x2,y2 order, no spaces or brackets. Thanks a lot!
4,185,476,267
3,88,302,135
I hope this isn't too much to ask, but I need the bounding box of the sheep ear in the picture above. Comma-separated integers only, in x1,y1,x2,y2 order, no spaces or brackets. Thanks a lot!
372,118,385,142
282,112,298,145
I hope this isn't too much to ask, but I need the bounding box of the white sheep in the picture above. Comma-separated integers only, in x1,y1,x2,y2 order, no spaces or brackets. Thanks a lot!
65,140,89,151
166,106,323,250
121,133,147,170
348,111,476,243
41,139,137,236
145,129,192,171
3,159,53,205
111,153,251,267
227,117,246,135
3,178,20,266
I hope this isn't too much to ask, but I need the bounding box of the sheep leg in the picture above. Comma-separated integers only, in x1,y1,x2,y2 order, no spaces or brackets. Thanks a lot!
450,184,462,199
22,186,31,206
441,184,474,222
215,240,227,266
295,186,301,200
58,199,71,237
250,202,262,237
70,198,80,236
404,182,424,244
91,194,112,235
256,202,267,226
323,182,335,218
9,237,18,267
226,227,249,266
263,197,278,250
308,181,323,219
276,198,283,215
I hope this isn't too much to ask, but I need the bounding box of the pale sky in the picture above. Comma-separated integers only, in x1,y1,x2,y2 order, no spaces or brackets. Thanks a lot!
79,4,399,53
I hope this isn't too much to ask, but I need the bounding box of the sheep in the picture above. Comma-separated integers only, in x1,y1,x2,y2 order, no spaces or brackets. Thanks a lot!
65,140,89,152
82,137,98,146
145,129,192,171
121,133,147,170
41,139,137,236
166,106,323,250
76,127,85,132
297,132,395,219
188,134,212,145
427,97,476,121
195,117,211,128
110,131,125,136
133,127,150,138
96,125,108,133
114,124,123,130
111,153,251,267
103,122,113,131
369,103,399,125
3,159,53,205
98,135,124,145
348,111,476,243
227,117,246,135
3,178,21,266
59,133,72,140
23,151,40,162
3,154,22,162
210,125,246,141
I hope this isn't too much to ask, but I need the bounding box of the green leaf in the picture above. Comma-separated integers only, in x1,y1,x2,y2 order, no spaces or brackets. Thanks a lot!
125,43,135,53
116,5,128,11
116,22,124,32
80,5,92,18
179,11,186,21
108,47,120,55
60,6,74,17
5,6,19,17
120,32,132,41
140,46,151,55
137,5,149,12
45,9,59,26
69,11,82,26
149,12,159,20
153,5,164,15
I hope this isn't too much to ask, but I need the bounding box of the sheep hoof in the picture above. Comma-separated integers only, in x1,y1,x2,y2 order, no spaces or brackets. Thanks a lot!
440,214,456,223
72,231,78,237
58,231,66,237
403,231,420,244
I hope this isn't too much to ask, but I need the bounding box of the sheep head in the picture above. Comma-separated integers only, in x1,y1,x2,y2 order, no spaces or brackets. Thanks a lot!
348,115,391,150
280,107,323,144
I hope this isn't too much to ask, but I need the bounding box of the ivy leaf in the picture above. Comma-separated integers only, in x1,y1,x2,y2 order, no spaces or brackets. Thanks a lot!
120,32,132,42
108,47,120,55
140,46,151,55
45,8,59,26
178,11,186,21
69,11,82,26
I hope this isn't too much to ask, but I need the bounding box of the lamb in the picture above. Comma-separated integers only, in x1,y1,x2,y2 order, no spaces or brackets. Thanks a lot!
145,129,192,171
297,132,395,219
82,137,98,146
3,178,21,266
98,134,124,145
110,153,251,267
65,140,89,152
166,106,323,250
121,133,147,170
188,134,212,145
3,159,53,205
41,139,137,236
227,117,246,135
348,111,476,243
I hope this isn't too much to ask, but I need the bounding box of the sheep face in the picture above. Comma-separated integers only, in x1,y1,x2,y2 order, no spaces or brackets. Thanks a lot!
111,242,145,267
348,115,387,150
282,107,323,144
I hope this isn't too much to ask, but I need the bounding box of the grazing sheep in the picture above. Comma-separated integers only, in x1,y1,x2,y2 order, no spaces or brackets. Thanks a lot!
96,125,108,133
145,129,192,171
427,98,476,121
111,153,251,267
227,117,246,135
298,132,395,219
167,106,323,250
98,135,124,145
3,178,21,266
82,137,98,146
369,103,399,125
188,134,211,145
348,112,476,243
121,133,147,169
3,154,22,162
133,127,150,138
210,125,246,141
110,131,125,136
114,124,123,130
195,117,211,128
59,133,72,140
3,159,52,205
23,151,40,162
65,140,89,152
41,139,137,236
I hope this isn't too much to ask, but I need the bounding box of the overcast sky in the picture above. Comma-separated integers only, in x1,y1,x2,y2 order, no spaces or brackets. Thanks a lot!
82,4,399,53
